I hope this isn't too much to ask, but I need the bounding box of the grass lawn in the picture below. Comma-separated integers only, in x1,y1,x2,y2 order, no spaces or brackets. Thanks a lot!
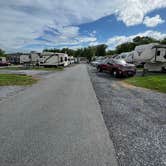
0,66,64,71
125,74,166,93
0,74,37,86
0,66,21,70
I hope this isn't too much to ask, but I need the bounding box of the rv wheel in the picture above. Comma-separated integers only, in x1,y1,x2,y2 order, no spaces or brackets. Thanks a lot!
161,67,166,73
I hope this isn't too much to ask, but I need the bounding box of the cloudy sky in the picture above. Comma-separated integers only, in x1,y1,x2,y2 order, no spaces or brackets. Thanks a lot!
0,0,166,52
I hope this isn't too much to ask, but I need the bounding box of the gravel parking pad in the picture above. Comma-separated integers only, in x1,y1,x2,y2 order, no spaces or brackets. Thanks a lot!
88,65,166,166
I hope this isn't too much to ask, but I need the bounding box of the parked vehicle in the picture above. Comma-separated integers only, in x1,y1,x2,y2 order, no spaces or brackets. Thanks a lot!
0,57,10,66
114,52,129,60
20,52,40,65
133,43,166,72
68,56,75,64
114,51,135,64
124,51,135,63
7,53,22,64
91,57,107,67
40,52,69,67
97,58,136,77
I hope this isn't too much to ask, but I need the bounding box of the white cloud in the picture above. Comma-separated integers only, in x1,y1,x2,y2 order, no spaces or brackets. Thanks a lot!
20,26,97,52
89,41,100,46
116,0,166,26
0,0,166,51
89,30,97,37
107,30,166,49
143,15,165,27
38,26,96,45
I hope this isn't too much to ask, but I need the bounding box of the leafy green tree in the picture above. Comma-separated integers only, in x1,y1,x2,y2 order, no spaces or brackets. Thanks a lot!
116,42,136,54
43,48,61,53
160,38,166,44
133,36,159,45
107,50,116,55
95,44,107,57
74,48,83,57
86,47,94,62
0,49,5,57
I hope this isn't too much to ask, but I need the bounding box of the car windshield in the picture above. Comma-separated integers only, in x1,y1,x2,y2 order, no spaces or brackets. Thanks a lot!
103,58,110,63
96,57,105,61
113,59,127,65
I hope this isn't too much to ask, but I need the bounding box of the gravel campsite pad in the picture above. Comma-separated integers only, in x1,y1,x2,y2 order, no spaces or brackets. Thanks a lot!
88,65,166,166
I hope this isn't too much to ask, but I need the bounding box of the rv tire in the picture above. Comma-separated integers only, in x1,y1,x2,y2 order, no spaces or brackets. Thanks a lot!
161,67,166,73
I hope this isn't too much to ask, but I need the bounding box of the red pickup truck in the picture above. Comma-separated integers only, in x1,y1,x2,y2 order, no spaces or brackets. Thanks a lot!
97,58,136,77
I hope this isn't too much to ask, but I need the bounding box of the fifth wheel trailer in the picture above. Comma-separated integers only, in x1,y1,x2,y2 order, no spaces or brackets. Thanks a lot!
40,52,69,67
133,43,166,72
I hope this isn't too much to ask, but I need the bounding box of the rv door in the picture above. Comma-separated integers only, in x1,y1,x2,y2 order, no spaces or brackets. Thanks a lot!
155,48,166,62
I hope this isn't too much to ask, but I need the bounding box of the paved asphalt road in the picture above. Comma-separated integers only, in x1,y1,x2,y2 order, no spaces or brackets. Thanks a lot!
0,64,117,166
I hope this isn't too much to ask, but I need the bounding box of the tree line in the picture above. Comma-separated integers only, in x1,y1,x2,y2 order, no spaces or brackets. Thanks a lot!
1,36,166,61
44,36,166,61
0,49,5,57
43,44,107,62
108,36,166,55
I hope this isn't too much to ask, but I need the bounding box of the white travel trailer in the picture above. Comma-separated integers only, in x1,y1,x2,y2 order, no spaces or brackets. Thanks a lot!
39,52,54,64
114,52,132,61
133,43,166,71
20,54,30,64
0,57,7,63
40,52,69,67
114,52,136,65
0,57,10,66
125,51,135,63
20,52,40,65
114,52,128,59
68,56,75,64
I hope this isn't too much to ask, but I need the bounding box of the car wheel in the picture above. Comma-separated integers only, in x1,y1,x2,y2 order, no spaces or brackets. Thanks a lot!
97,66,102,72
113,70,118,78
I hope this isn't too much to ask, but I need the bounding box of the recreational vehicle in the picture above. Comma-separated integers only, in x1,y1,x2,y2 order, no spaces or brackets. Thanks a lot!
133,43,166,72
114,52,135,64
114,52,129,60
0,57,7,63
40,52,69,67
68,56,75,64
125,51,135,64
0,57,10,66
7,53,22,64
20,52,40,65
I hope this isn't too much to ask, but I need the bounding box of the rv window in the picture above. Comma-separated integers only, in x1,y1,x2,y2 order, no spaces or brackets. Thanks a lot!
138,52,142,56
121,55,126,58
164,51,166,59
157,50,160,56
0,58,2,62
65,57,68,61
60,57,63,62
